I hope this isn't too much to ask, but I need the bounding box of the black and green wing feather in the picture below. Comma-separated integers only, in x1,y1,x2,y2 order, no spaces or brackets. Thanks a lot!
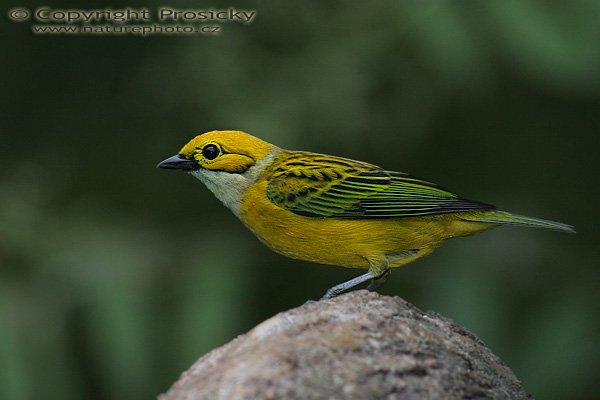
266,152,495,219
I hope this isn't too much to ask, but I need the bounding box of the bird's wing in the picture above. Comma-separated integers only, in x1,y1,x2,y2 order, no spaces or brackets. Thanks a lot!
266,152,495,219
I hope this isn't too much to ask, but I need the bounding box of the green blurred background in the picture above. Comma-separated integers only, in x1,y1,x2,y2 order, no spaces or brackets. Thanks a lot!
1,0,598,399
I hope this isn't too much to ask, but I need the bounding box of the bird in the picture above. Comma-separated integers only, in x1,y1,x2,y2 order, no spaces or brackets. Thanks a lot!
157,130,574,299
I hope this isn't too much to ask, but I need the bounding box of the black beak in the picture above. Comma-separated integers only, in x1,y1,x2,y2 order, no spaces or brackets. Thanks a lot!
156,154,199,171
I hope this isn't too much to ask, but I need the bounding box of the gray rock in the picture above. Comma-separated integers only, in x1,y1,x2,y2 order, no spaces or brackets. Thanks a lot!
160,290,531,400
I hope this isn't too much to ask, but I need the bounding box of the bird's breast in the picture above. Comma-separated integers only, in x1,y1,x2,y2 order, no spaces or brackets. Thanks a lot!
239,180,461,269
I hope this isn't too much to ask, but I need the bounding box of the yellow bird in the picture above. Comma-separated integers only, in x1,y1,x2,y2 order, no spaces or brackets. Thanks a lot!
157,130,574,299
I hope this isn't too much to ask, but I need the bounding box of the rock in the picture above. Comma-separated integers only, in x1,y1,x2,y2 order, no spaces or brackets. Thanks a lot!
160,290,531,400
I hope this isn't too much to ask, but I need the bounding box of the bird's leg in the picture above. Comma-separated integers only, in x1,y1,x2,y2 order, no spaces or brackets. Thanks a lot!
320,271,376,300
365,269,391,292
363,257,391,292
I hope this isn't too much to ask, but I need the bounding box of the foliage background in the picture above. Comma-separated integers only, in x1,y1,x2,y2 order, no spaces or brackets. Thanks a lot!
1,1,598,399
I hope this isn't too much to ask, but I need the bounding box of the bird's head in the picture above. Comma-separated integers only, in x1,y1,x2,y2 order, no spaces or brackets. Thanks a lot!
157,130,275,174
157,130,279,217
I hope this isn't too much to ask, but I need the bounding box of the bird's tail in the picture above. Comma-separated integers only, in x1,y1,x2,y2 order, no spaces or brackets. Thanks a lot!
460,210,575,233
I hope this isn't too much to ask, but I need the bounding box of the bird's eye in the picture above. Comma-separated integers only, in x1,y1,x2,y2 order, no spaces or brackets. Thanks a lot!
202,144,220,160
